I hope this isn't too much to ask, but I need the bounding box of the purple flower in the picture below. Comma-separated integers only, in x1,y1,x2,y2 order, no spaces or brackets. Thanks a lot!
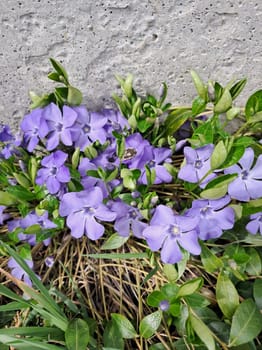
143,205,200,264
178,144,215,187
9,211,57,246
0,132,22,159
137,146,172,184
20,108,49,152
0,124,14,142
122,133,150,169
103,109,130,136
44,103,78,150
78,157,109,197
186,196,235,240
8,257,34,287
159,300,170,311
0,206,10,225
109,200,147,238
92,141,120,171
45,256,55,268
36,150,70,194
72,106,108,150
246,212,262,235
224,148,262,201
59,187,116,239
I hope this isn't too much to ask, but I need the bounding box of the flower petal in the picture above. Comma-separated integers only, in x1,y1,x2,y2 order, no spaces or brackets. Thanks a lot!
85,216,105,240
67,212,85,238
161,237,182,264
151,205,174,226
143,225,167,251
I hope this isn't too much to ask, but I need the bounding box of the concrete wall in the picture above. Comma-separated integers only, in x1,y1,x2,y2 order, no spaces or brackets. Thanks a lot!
0,0,261,128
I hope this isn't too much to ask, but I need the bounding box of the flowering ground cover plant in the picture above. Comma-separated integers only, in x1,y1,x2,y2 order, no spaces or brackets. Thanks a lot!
0,59,262,349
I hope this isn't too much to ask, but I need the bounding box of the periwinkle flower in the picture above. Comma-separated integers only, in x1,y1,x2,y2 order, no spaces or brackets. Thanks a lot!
9,211,57,246
20,108,49,152
159,300,170,312
178,144,215,187
45,256,55,268
224,147,262,201
137,146,172,185
8,257,34,287
44,103,78,150
0,206,10,225
0,124,14,142
72,106,108,150
59,187,116,240
109,200,147,238
143,205,200,264
78,157,114,197
122,133,150,169
246,212,262,235
186,196,234,240
36,150,70,194
92,141,120,171
103,109,130,136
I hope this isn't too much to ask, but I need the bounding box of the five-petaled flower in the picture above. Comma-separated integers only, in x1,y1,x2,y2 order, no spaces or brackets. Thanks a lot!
142,205,200,264
36,150,71,194
186,196,235,240
178,144,215,187
224,147,262,201
59,186,116,239
246,212,262,235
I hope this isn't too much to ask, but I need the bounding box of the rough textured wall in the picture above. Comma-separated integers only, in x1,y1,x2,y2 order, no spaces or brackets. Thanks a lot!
0,0,261,128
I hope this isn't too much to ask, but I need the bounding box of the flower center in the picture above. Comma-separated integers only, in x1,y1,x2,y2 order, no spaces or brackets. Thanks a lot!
241,170,249,180
200,205,212,218
148,160,156,168
194,159,203,169
129,209,138,219
83,206,95,215
50,167,57,175
123,148,137,160
169,224,181,236
56,123,63,132
83,125,91,133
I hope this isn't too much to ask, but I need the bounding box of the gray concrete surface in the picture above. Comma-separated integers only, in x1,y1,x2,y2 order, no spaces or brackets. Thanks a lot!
0,0,261,129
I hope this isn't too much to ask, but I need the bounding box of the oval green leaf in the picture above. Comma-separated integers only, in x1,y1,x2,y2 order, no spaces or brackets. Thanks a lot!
190,313,216,350
216,272,239,320
177,278,203,298
139,310,162,339
101,234,129,250
111,313,137,339
65,319,90,350
229,299,262,347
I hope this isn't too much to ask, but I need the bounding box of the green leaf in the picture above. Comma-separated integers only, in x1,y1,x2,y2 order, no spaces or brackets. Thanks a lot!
103,320,124,349
242,198,262,216
190,70,207,101
253,279,262,310
0,191,17,206
245,90,262,119
49,58,69,83
177,278,203,298
200,243,224,273
190,313,216,350
13,173,31,188
229,78,247,100
164,109,192,135
192,96,207,116
7,185,36,201
65,319,89,350
226,107,240,120
211,140,228,169
245,247,262,276
222,145,245,169
163,264,178,282
214,88,232,113
111,314,137,339
200,185,228,199
191,120,214,146
101,234,129,250
147,291,166,308
67,86,83,105
216,272,239,320
139,310,162,339
229,299,262,347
